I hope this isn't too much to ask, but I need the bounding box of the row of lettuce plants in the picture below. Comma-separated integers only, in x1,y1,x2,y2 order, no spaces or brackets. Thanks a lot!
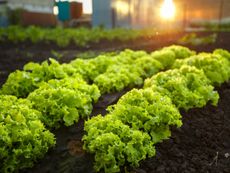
1,45,229,172
83,49,230,172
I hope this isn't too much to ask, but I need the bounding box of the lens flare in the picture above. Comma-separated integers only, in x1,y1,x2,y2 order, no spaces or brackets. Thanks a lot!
160,0,176,20
112,0,129,16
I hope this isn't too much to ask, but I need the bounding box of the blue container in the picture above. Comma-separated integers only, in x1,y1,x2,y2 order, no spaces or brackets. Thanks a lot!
57,1,70,21
0,16,9,27
92,0,113,28
0,2,8,27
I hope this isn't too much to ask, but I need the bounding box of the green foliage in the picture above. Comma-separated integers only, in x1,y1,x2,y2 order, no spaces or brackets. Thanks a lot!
23,58,76,81
144,65,219,110
1,46,194,97
213,48,230,62
83,115,155,173
75,51,115,60
71,49,163,93
150,45,196,69
107,88,182,141
84,56,226,172
51,50,63,60
70,49,149,81
93,59,162,94
1,26,195,48
0,26,143,47
161,45,196,59
0,95,55,173
25,25,46,43
3,26,26,43
94,65,143,93
172,53,230,86
189,21,230,31
1,58,76,97
83,88,182,172
151,49,176,69
1,45,229,173
134,55,163,78
27,77,100,129
70,54,115,82
178,33,217,46
0,71,36,98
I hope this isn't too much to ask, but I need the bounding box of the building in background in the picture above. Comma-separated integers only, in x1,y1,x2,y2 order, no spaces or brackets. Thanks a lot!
92,0,113,28
70,2,83,19
5,0,85,27
2,0,230,29
7,0,56,26
92,0,230,29
92,0,180,29
8,0,54,13
73,0,91,14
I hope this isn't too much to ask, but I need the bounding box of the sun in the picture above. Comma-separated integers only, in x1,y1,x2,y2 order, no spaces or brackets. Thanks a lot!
160,0,176,20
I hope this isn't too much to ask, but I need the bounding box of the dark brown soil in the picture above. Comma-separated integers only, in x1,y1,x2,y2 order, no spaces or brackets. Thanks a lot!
0,31,229,173
136,82,230,173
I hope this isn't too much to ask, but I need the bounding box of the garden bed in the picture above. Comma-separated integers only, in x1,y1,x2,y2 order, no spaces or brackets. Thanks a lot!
1,31,230,86
0,31,229,173
19,82,230,173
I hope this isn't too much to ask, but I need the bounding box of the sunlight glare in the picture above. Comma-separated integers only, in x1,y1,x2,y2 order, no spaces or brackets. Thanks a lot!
112,0,129,16
160,0,176,20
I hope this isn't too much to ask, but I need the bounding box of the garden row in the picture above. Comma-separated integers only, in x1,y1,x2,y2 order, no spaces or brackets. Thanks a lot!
0,26,159,47
0,45,193,172
83,49,230,172
0,45,230,172
1,45,195,98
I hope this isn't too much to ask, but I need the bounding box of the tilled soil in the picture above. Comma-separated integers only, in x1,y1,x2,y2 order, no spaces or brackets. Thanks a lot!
0,31,229,173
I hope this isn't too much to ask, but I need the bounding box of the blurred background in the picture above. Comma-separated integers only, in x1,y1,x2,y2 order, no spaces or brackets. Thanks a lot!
0,0,230,30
